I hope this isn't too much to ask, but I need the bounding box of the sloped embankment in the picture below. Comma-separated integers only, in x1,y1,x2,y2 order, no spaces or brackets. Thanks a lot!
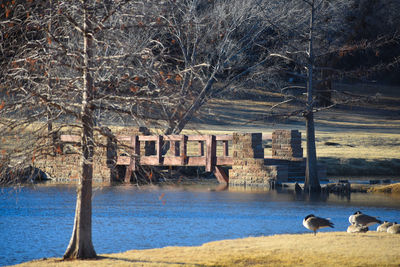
16,232,400,267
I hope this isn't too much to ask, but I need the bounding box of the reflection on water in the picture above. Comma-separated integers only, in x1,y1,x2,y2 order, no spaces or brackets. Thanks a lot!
1,183,400,266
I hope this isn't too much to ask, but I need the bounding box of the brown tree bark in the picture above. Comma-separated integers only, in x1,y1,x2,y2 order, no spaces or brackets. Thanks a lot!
304,112,320,192
304,0,321,193
64,4,96,259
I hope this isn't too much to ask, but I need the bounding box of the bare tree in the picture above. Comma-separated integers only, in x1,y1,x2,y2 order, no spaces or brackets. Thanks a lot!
143,0,271,135
254,0,399,192
1,0,182,260
2,0,398,261
251,0,355,192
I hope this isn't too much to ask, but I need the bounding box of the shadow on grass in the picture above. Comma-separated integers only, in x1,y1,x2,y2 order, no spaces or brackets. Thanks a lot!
319,157,400,176
96,256,204,266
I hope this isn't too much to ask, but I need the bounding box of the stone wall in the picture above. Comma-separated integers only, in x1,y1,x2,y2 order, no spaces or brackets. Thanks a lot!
229,133,288,187
272,130,303,159
35,126,150,184
269,130,326,181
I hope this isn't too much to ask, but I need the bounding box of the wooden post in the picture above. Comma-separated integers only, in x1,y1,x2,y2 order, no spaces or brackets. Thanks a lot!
223,140,229,156
106,131,117,168
180,135,187,165
132,135,140,172
124,136,139,183
206,135,216,172
172,141,179,156
198,141,204,156
214,166,229,184
156,135,163,165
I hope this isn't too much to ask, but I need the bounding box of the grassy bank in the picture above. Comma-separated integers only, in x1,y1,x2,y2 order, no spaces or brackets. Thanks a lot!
313,132,400,177
369,183,400,194
15,232,400,267
182,129,400,177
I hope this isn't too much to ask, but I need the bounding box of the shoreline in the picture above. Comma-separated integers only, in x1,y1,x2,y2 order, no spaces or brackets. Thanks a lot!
15,232,400,267
5,179,400,195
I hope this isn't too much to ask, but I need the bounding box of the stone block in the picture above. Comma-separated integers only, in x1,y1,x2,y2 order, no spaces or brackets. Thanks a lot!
264,165,288,182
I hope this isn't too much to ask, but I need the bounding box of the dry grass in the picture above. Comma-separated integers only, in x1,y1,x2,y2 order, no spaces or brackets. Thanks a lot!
315,132,400,160
369,183,400,194
188,89,400,177
314,132,400,176
15,232,400,267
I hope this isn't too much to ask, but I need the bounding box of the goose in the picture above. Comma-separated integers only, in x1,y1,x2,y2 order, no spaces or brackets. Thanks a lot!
351,211,382,227
303,214,334,235
387,223,400,234
348,211,361,224
347,224,368,233
377,221,393,232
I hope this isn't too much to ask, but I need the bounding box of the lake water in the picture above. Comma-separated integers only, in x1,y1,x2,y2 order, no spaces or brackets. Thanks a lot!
1,183,400,266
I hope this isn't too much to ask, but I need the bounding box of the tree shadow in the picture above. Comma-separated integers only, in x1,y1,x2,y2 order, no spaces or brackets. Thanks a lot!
96,255,205,266
319,157,400,177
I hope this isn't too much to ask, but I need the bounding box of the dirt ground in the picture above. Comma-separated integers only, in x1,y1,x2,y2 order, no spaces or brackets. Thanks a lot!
15,232,400,267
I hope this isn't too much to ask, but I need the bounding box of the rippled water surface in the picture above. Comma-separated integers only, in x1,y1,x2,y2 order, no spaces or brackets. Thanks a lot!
1,183,400,266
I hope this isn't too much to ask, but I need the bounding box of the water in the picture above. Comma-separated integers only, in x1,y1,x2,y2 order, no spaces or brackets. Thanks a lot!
1,183,400,266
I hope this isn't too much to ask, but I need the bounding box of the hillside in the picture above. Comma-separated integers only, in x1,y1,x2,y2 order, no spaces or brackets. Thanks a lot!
191,82,400,133
186,82,400,177
15,232,400,267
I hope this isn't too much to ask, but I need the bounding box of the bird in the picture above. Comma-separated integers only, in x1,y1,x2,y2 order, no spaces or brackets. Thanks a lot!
303,214,334,235
347,224,368,233
387,222,400,234
348,211,361,224
377,221,393,232
350,211,382,227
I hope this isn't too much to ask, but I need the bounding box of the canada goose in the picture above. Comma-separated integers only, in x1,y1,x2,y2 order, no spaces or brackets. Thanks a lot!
348,211,361,224
347,224,368,233
303,214,334,235
377,221,393,232
387,223,400,234
351,211,382,227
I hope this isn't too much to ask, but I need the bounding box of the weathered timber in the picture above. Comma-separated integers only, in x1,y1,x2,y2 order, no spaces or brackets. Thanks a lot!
124,136,139,183
60,135,81,143
206,135,216,172
198,141,204,156
214,166,229,184
156,136,163,165
179,135,188,165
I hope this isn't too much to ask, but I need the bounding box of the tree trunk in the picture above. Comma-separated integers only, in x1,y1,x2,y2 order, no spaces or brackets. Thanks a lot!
304,112,320,192
304,0,321,193
64,4,97,259
47,0,56,156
